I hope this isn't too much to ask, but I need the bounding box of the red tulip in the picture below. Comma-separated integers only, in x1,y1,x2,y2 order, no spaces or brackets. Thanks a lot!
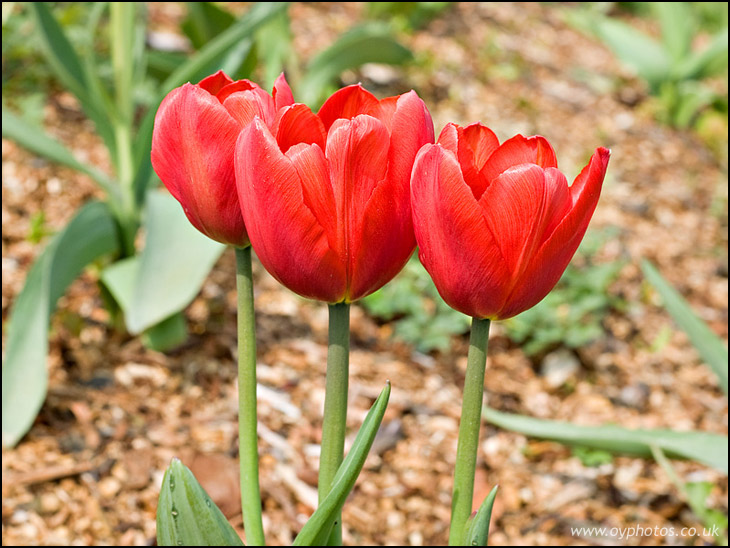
235,85,434,302
411,122,610,320
151,71,294,246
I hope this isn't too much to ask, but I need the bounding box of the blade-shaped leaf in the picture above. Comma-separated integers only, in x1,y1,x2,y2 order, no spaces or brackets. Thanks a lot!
299,22,413,106
484,408,728,474
29,2,117,157
653,2,694,63
2,201,119,447
182,2,236,50
1,107,118,198
641,259,728,395
124,191,224,334
677,27,729,81
463,485,499,547
254,10,293,90
293,382,391,546
590,16,671,92
157,458,244,546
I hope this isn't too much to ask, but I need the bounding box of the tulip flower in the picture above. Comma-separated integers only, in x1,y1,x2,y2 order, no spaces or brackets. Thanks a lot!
411,122,610,320
151,70,294,247
411,121,609,545
236,84,433,544
152,71,294,547
235,84,434,303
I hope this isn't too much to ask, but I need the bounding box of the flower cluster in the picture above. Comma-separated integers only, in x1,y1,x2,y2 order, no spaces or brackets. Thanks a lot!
152,71,609,320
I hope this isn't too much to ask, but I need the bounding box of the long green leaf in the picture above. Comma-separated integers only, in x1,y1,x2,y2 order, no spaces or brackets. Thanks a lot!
157,458,244,546
181,2,236,50
123,191,224,334
293,383,391,546
463,485,499,547
299,22,413,106
641,260,728,395
2,201,119,447
484,408,728,474
678,27,729,81
653,2,694,63
1,107,118,199
29,2,117,158
591,16,671,92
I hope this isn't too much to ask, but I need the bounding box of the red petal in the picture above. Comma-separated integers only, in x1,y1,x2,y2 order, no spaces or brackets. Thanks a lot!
462,123,500,170
221,87,276,128
151,83,247,246
437,123,460,155
480,134,558,183
317,84,380,131
497,149,609,319
235,120,346,302
325,115,390,297
272,73,295,110
411,145,511,318
366,95,399,133
274,104,327,154
198,70,234,96
384,90,434,201
216,79,261,103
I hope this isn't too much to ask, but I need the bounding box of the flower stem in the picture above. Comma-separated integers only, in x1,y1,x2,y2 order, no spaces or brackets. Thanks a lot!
448,317,491,545
235,246,265,546
319,302,350,546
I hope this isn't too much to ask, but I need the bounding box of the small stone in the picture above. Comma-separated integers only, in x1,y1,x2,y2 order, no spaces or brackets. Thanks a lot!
540,348,580,388
39,492,61,514
98,477,121,498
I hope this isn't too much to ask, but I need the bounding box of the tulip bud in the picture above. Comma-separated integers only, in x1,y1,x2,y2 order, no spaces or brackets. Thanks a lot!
151,71,294,247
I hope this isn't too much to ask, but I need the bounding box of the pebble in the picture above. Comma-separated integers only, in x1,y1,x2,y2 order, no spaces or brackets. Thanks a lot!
98,477,121,499
540,349,581,388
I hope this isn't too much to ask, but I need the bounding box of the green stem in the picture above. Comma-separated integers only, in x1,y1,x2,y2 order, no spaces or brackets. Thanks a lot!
235,246,265,546
319,302,350,546
449,317,491,546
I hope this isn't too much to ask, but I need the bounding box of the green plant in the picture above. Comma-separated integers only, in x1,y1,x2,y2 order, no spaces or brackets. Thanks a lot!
503,229,624,356
1,1,288,447
568,2,728,127
366,2,453,32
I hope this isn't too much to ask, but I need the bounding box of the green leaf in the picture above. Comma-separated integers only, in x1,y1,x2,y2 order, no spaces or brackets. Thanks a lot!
162,2,289,92
299,22,413,106
254,10,293,89
484,408,728,474
463,485,498,547
2,201,119,447
293,382,391,546
653,2,695,63
641,260,728,395
124,191,225,334
677,27,729,80
157,458,244,546
29,2,117,157
28,2,88,101
182,2,236,50
1,107,118,198
590,16,671,92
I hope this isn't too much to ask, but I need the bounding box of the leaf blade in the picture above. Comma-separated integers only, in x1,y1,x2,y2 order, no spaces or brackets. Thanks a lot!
641,259,728,395
2,202,119,447
293,382,391,546
484,408,728,474
157,458,244,546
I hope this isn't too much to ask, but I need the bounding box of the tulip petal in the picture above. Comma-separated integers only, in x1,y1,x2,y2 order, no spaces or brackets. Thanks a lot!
236,119,346,302
497,149,609,319
151,83,247,246
198,70,234,96
317,84,380,131
385,91,435,192
480,134,558,183
455,123,500,200
222,87,277,127
325,115,390,296
272,72,295,110
411,145,511,318
274,104,327,153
